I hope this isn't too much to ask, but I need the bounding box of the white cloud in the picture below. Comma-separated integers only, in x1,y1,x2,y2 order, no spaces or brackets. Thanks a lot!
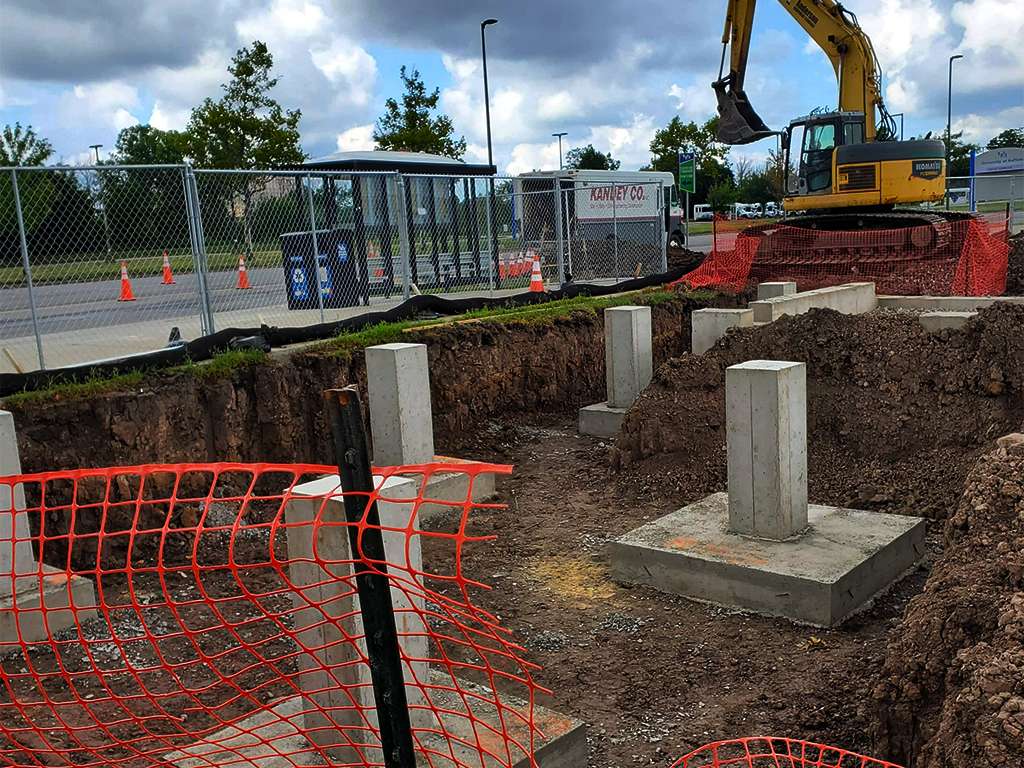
60,81,142,134
506,142,561,176
954,105,1024,145
668,79,716,121
336,124,375,152
148,101,191,131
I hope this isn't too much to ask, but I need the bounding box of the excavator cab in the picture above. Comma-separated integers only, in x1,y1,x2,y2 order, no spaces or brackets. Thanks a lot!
783,112,866,198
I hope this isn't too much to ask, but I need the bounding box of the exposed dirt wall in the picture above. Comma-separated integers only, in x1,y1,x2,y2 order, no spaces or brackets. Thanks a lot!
613,304,1024,521
870,437,1024,767
5,294,726,569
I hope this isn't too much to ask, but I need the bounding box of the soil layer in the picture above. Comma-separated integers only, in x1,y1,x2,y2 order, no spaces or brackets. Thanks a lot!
614,304,1024,522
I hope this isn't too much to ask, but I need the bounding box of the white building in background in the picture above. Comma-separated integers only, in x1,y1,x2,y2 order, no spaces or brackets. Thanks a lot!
973,147,1023,204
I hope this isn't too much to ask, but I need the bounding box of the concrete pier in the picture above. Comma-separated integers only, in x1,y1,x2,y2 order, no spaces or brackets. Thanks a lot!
0,410,97,649
579,306,653,437
726,361,808,540
609,359,926,626
691,308,754,355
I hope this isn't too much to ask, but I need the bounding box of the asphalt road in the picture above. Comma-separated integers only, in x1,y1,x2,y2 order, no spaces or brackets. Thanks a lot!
0,235,715,340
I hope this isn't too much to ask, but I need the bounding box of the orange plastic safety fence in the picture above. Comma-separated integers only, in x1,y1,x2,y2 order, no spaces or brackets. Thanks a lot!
0,461,552,768
677,213,1010,296
673,737,904,768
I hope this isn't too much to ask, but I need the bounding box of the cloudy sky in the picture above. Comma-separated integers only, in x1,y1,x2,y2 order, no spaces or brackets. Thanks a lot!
1,0,1021,173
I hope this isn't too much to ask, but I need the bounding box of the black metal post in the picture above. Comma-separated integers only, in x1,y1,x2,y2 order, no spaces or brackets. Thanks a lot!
351,175,370,305
468,179,481,279
426,179,441,287
378,176,394,299
324,387,417,768
403,179,418,286
449,178,462,285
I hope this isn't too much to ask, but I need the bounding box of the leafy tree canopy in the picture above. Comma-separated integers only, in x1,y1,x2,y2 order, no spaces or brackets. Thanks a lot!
374,66,466,159
987,128,1024,150
186,40,305,169
1,123,54,166
111,125,188,165
564,144,620,170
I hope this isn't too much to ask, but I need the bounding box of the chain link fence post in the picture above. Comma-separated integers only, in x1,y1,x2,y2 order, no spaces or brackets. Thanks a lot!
487,177,501,291
10,169,45,370
304,175,327,324
658,183,668,272
182,165,215,336
613,183,620,283
553,178,565,286
393,175,413,301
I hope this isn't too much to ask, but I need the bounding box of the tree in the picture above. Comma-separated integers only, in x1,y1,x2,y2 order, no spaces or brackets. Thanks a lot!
111,125,188,165
644,116,732,208
564,144,620,171
987,128,1024,149
185,41,305,256
945,131,979,178
1,123,54,167
374,66,466,159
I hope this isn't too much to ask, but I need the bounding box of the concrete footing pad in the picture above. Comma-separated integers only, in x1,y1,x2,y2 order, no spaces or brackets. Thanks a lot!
609,492,926,627
163,668,586,768
0,565,97,648
578,402,628,438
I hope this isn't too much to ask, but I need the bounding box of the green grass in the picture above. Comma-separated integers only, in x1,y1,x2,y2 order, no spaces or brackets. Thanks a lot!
168,348,269,380
0,247,283,288
319,287,712,360
2,370,147,408
2,349,269,407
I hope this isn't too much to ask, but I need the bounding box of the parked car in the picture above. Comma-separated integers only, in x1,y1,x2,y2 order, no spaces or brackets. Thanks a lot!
764,201,781,218
692,203,714,221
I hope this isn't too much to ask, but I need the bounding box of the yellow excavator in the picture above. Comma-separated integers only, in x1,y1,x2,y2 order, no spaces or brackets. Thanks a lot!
714,0,965,255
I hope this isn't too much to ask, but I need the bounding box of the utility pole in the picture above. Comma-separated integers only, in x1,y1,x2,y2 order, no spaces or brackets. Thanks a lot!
90,144,113,262
552,132,568,170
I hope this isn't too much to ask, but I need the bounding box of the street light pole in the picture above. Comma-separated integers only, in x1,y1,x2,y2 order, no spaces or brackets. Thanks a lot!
946,54,964,210
480,18,500,288
90,144,113,262
480,19,498,169
552,132,567,170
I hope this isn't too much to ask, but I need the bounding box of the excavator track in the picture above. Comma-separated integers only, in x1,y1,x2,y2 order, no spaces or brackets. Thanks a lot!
736,210,979,291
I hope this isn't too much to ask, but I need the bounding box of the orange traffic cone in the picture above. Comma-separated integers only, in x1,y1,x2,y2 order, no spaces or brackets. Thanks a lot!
161,250,175,284
237,254,251,290
118,260,136,302
529,253,544,293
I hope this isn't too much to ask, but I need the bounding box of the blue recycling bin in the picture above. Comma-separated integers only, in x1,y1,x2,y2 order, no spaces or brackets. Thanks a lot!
281,228,359,310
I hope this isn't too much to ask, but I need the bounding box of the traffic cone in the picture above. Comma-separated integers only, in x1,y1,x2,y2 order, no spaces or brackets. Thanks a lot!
118,260,136,302
237,254,251,289
161,250,175,284
529,253,544,293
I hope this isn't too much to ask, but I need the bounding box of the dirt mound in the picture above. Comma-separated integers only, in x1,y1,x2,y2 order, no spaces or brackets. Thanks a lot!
1006,232,1024,295
667,245,706,273
613,304,1024,520
870,437,1024,767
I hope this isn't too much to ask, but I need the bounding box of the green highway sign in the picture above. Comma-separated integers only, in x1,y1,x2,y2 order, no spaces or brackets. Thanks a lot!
678,151,696,194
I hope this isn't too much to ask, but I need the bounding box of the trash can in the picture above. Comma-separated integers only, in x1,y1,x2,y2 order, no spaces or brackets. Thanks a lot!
281,228,360,310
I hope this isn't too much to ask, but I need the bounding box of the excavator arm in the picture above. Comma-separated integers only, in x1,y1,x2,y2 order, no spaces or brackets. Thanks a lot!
714,0,895,144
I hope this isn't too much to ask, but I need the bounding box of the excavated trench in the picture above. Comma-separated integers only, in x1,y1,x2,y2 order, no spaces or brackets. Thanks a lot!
3,291,1024,766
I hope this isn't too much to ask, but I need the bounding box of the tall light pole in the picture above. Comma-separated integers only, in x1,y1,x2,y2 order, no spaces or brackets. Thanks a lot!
946,54,964,209
480,18,500,286
480,19,498,169
90,144,113,261
946,55,964,166
552,132,568,170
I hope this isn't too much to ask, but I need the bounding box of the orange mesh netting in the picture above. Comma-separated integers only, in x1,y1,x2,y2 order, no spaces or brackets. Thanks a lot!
0,461,553,768
677,212,1010,296
673,737,903,768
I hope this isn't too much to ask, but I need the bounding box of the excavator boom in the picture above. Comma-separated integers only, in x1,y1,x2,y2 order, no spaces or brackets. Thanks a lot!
715,0,892,143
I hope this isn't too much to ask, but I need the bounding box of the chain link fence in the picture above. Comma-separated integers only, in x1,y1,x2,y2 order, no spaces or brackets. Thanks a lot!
1,165,669,374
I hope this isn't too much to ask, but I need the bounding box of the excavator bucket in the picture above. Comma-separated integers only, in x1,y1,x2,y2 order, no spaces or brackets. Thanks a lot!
713,78,775,145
